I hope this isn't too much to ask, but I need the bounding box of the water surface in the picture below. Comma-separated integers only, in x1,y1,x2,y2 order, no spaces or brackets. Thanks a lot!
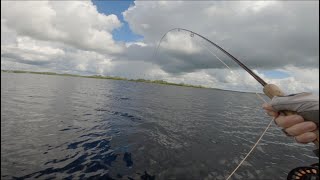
1,72,317,179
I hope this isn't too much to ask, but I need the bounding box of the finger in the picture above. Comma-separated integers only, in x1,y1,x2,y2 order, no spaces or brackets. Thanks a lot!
274,115,304,128
284,121,317,136
294,132,317,144
266,110,279,117
262,103,274,111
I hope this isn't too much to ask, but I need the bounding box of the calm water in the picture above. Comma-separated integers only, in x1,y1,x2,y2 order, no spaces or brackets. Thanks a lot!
1,72,317,180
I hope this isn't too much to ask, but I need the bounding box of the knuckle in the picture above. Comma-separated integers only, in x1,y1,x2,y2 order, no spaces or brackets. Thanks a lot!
293,115,304,122
284,115,301,122
276,116,288,127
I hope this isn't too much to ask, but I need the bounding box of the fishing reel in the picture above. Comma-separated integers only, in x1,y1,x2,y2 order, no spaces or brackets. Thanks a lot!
287,163,319,180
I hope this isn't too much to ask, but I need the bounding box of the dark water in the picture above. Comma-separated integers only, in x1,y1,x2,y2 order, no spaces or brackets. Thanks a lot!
1,72,317,180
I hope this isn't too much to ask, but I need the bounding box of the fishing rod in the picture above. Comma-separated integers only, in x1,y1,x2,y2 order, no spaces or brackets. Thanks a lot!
155,28,319,179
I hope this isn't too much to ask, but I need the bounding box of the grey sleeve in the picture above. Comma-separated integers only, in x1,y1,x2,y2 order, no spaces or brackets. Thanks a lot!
270,92,319,126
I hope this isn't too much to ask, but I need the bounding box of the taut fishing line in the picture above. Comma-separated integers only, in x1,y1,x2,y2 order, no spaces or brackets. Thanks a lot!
153,28,272,179
193,34,274,179
154,28,319,180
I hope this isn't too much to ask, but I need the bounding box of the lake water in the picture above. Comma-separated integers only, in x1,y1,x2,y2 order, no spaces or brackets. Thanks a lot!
1,72,317,180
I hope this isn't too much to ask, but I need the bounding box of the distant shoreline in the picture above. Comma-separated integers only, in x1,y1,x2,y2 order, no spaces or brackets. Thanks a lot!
1,69,263,94
1,69,207,88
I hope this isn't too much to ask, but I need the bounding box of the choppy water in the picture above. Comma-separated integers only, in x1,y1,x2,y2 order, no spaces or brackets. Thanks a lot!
1,72,317,180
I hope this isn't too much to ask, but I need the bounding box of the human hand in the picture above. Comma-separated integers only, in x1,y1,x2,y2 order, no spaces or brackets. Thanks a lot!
262,92,319,144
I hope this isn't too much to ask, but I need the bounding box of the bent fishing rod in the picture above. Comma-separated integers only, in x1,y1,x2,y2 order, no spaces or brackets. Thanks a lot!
157,27,319,149
156,28,319,179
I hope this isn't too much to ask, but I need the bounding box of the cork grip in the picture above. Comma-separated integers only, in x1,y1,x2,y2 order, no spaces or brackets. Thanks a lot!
263,84,319,148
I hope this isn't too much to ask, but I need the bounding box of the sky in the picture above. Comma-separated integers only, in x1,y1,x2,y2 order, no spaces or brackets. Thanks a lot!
92,0,142,42
1,1,319,94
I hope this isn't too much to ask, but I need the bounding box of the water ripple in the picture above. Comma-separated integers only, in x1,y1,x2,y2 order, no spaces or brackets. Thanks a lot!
1,72,317,180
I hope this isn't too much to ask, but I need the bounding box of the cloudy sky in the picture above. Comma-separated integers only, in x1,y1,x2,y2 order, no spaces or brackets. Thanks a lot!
1,1,319,94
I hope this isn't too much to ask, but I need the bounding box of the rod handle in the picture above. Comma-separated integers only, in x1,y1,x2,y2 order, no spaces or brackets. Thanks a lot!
263,84,319,148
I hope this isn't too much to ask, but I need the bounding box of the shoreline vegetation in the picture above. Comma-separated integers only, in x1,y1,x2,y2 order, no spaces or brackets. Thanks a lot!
1,69,206,89
1,70,261,94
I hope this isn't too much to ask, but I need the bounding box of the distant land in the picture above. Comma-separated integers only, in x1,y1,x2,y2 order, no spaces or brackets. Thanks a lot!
1,70,263,94
1,70,206,89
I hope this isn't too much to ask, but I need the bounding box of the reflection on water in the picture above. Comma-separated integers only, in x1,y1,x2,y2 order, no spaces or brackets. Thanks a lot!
1,72,317,180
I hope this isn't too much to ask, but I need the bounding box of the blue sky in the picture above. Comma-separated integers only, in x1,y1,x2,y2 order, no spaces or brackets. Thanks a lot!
260,70,290,79
92,0,143,42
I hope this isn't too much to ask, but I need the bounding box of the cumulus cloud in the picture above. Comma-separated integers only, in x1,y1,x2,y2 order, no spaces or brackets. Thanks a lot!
1,37,64,65
267,66,319,94
1,1,123,54
121,1,319,93
1,1,319,94
1,1,124,76
124,1,319,69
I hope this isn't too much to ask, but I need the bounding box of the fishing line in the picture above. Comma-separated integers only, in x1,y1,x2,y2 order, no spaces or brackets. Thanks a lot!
194,35,274,179
194,35,268,100
155,29,275,179
154,28,282,180
226,117,274,180
225,93,273,180
154,28,267,86
193,35,233,72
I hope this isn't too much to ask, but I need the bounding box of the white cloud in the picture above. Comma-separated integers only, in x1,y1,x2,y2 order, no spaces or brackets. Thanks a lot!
1,37,64,65
125,42,147,48
124,1,318,68
268,66,319,94
1,1,319,94
160,31,203,54
121,1,318,93
1,1,123,53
